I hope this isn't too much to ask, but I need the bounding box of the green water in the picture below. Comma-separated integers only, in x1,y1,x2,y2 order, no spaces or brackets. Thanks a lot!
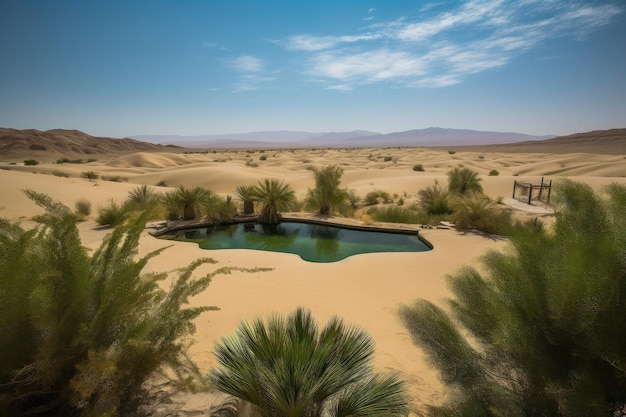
164,221,431,263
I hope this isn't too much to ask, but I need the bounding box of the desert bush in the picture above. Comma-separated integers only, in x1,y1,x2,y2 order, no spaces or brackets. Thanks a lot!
400,181,626,417
346,189,360,209
259,155,267,161
383,156,393,162
488,169,499,176
102,175,128,182
211,307,409,417
74,198,92,217
246,160,259,168
418,181,453,215
156,180,168,187
448,150,456,155
0,191,246,416
412,164,425,172
96,199,129,227
367,206,426,224
364,190,393,205
80,170,99,180
451,192,511,234
52,170,70,178
447,167,483,195
23,159,39,166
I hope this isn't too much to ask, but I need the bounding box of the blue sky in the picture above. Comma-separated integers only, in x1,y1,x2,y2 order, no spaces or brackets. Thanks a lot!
1,0,624,138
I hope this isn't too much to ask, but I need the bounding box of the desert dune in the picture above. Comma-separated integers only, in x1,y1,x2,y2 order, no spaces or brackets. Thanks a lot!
1,146,625,413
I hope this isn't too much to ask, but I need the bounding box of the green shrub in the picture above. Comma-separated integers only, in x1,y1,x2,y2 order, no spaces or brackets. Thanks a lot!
384,156,393,162
399,181,626,416
489,169,499,176
80,170,99,180
451,192,511,234
346,189,360,209
211,308,409,417
418,181,453,215
367,206,425,224
126,185,158,211
259,155,267,161
96,199,129,227
102,175,128,182
56,157,71,164
448,150,456,155
364,190,393,205
412,164,425,172
447,167,483,195
23,159,39,166
0,192,228,415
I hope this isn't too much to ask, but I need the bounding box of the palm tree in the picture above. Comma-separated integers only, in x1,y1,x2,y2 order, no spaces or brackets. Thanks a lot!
126,185,159,211
304,165,346,215
252,179,297,224
210,307,409,417
447,167,483,195
175,186,209,220
235,185,257,215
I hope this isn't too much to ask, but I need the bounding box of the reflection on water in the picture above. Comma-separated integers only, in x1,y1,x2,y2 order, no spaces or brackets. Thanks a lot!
169,221,431,263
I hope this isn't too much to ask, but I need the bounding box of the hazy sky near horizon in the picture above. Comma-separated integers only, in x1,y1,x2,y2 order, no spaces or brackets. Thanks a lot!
1,0,624,138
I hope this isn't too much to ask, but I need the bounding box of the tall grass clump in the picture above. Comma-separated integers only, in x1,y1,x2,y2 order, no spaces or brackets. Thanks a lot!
451,192,511,234
126,185,159,211
418,181,453,215
74,198,92,218
210,307,409,417
399,181,626,417
303,165,347,215
447,167,483,195
367,206,426,224
0,190,261,416
96,199,129,227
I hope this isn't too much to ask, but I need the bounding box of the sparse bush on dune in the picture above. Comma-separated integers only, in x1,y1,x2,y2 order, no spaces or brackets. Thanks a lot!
74,198,92,217
413,164,425,172
488,169,499,176
126,185,159,211
0,191,260,416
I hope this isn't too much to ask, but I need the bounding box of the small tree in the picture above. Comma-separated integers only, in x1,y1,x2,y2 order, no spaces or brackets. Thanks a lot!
235,185,257,215
211,307,409,417
252,179,297,224
304,165,347,215
399,181,626,417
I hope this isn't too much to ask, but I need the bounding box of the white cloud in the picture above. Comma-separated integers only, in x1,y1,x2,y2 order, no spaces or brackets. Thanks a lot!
284,0,623,89
231,55,264,72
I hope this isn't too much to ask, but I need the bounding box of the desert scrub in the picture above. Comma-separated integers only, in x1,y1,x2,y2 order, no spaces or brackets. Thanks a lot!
451,192,511,234
52,170,70,178
23,159,39,166
259,155,267,161
489,169,499,176
80,170,99,180
413,164,425,172
74,198,92,217
96,199,129,227
418,181,453,215
364,190,393,205
367,206,426,224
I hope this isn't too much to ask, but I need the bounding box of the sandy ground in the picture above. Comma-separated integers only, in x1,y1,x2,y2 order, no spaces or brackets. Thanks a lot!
2,147,625,414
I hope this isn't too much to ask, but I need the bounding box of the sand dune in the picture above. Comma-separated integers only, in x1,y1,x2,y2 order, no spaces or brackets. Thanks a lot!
1,147,625,413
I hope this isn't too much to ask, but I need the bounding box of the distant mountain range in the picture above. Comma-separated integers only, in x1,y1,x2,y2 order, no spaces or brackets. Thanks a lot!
132,127,554,149
1,127,624,159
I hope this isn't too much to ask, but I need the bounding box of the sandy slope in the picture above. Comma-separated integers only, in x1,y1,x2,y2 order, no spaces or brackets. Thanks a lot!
1,148,625,413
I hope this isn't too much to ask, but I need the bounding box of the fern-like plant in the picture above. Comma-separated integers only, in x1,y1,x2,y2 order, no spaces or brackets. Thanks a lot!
0,191,268,416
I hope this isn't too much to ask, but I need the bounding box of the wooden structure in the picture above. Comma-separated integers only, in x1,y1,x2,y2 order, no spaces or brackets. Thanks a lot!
512,177,552,205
